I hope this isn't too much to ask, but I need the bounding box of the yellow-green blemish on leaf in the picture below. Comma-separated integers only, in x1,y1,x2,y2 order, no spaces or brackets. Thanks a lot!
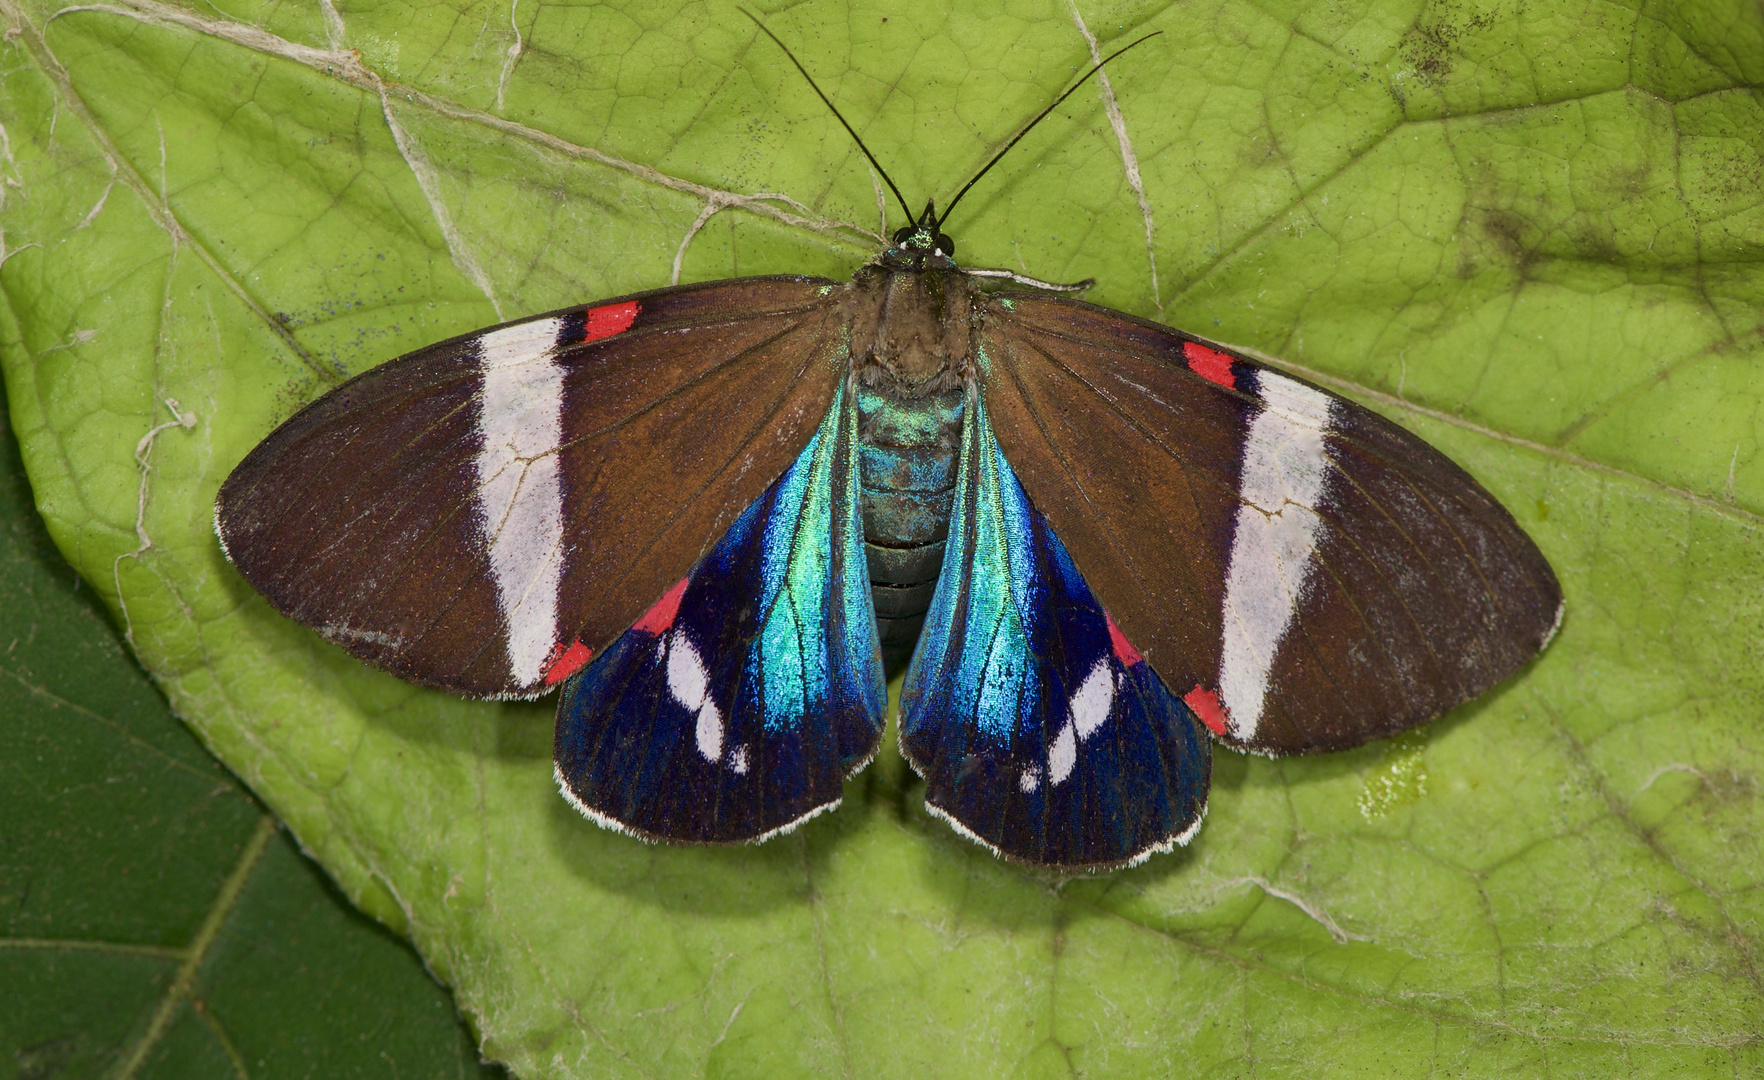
1358,728,1430,820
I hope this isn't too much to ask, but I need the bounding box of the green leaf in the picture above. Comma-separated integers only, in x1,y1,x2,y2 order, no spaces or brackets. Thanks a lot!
0,385,503,1071
3,0,1762,1076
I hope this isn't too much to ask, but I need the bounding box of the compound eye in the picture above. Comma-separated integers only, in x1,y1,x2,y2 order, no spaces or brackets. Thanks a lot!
891,226,916,245
935,233,956,257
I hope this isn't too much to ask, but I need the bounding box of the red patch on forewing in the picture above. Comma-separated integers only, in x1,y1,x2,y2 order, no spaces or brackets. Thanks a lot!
1104,611,1143,666
1184,685,1230,736
632,577,690,636
583,300,640,342
1182,341,1236,388
542,639,595,686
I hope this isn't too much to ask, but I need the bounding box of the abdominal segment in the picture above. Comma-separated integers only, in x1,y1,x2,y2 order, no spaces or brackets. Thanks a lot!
854,384,965,675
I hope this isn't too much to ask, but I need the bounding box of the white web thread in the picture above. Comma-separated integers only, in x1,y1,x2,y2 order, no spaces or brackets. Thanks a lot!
375,74,504,321
113,398,198,649
1219,875,1367,944
1066,1,1162,318
496,0,523,113
670,191,831,285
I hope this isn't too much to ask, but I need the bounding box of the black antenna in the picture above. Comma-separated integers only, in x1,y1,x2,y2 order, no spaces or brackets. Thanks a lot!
938,32,1162,228
743,10,917,229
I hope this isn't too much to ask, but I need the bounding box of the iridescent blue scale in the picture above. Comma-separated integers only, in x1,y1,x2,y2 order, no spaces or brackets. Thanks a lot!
553,385,885,843
854,384,964,674
899,394,1211,869
555,382,1209,865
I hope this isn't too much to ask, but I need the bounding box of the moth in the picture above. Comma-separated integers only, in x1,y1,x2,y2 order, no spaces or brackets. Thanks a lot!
215,28,1561,871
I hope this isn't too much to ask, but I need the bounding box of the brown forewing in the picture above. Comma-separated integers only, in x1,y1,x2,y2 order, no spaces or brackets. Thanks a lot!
216,276,848,698
976,294,1247,708
977,290,1560,755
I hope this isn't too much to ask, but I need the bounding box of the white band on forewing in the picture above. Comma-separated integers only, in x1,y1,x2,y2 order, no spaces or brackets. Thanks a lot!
1217,373,1336,741
475,318,567,688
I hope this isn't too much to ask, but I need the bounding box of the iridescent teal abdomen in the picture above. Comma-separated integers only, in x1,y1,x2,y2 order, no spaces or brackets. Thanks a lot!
855,384,964,674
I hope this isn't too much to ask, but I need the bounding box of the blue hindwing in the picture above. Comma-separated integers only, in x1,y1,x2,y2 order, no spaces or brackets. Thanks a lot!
554,385,885,843
899,393,1211,870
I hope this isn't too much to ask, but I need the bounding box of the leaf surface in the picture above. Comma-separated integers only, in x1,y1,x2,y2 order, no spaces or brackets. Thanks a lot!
2,0,1761,1076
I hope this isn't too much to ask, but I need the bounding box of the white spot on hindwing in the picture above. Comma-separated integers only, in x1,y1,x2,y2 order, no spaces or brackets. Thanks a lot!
1043,658,1117,789
664,631,724,764
1218,373,1337,741
1069,659,1115,739
1048,724,1078,786
696,708,724,767
474,318,568,689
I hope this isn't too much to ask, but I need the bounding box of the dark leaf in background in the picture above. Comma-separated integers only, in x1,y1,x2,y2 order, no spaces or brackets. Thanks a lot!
1,395,502,1079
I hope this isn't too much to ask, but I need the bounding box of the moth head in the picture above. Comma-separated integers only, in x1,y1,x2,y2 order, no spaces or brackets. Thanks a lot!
886,200,958,268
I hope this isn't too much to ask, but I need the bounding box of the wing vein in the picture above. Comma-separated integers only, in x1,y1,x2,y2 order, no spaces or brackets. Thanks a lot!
987,331,1164,613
